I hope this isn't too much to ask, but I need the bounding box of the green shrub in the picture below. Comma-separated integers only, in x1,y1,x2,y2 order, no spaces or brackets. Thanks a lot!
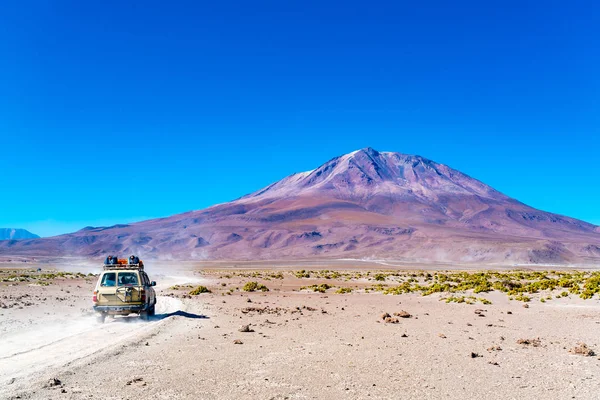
514,294,531,302
242,281,269,292
294,270,311,278
189,285,211,295
300,284,331,293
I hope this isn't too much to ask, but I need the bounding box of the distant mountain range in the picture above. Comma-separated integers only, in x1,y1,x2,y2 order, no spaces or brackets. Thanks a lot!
0,228,40,240
1,148,599,264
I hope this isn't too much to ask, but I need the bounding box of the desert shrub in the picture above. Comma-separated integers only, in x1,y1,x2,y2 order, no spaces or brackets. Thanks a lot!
335,287,353,294
514,294,531,302
318,270,341,279
189,285,211,295
242,281,269,292
294,270,311,278
300,284,331,293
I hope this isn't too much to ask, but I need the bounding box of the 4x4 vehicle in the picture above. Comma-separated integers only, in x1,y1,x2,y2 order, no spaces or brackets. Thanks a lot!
93,255,157,323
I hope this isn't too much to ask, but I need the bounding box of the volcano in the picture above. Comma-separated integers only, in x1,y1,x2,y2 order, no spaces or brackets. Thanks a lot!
2,148,599,264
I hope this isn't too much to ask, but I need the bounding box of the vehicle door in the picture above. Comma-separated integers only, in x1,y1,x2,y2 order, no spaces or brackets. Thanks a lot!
115,271,143,304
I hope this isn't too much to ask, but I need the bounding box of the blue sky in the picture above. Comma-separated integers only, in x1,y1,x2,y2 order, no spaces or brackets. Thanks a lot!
1,1,599,237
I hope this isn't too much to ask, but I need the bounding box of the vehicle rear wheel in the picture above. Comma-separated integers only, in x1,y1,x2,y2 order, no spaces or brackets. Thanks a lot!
148,305,155,316
140,311,149,321
96,313,106,324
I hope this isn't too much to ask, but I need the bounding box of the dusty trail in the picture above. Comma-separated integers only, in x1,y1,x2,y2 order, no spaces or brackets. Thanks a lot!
0,274,204,395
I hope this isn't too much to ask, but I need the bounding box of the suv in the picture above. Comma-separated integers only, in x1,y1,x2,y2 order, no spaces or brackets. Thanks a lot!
93,256,157,323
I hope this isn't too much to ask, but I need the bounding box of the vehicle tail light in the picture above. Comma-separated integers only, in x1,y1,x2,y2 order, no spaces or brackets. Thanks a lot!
140,289,146,302
93,291,98,303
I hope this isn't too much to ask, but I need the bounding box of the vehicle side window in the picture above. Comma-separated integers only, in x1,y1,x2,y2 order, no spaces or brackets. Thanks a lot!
101,273,116,287
117,272,139,286
141,272,149,286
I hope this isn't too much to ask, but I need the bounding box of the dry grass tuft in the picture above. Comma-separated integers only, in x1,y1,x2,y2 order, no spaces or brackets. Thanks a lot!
189,285,211,295
242,281,269,292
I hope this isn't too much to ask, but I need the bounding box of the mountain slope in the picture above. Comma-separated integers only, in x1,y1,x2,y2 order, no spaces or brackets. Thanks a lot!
0,228,40,240
1,148,599,264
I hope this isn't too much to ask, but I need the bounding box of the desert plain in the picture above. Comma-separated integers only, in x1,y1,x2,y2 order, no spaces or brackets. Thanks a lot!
1,258,599,400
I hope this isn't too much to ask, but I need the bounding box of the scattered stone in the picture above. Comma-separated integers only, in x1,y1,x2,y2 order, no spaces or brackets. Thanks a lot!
381,312,391,320
438,333,447,339
239,324,254,333
394,310,411,318
49,378,61,387
401,333,408,338
233,339,243,344
488,361,500,366
242,306,287,315
507,311,512,315
517,338,541,347
470,352,482,358
523,304,529,309
570,343,595,356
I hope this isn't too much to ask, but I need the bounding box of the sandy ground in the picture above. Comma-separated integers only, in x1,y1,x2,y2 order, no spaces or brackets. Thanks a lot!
1,262,600,400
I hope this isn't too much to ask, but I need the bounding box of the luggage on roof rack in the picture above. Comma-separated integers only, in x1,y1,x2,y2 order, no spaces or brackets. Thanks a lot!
104,255,118,265
102,255,144,270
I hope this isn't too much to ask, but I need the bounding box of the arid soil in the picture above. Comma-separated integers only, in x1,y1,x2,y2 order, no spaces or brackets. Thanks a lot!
1,262,600,400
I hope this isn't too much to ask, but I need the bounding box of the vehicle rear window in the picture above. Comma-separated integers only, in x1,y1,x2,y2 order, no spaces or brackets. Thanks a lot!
118,272,139,286
101,273,116,287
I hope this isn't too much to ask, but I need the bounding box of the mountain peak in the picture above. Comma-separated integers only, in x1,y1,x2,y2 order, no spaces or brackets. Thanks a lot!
353,146,380,156
0,228,40,240
243,148,506,203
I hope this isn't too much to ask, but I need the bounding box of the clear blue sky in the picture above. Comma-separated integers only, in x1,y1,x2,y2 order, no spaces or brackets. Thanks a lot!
1,1,599,237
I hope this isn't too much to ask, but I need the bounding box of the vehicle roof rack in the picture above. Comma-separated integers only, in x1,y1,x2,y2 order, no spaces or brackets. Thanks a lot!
103,263,144,270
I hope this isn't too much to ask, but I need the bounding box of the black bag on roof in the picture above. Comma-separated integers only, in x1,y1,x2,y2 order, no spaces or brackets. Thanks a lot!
129,255,140,265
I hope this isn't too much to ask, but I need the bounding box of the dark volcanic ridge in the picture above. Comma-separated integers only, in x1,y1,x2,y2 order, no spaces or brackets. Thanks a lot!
1,148,599,264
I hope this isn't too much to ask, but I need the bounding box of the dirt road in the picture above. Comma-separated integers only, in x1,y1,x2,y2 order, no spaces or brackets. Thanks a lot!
0,273,205,397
